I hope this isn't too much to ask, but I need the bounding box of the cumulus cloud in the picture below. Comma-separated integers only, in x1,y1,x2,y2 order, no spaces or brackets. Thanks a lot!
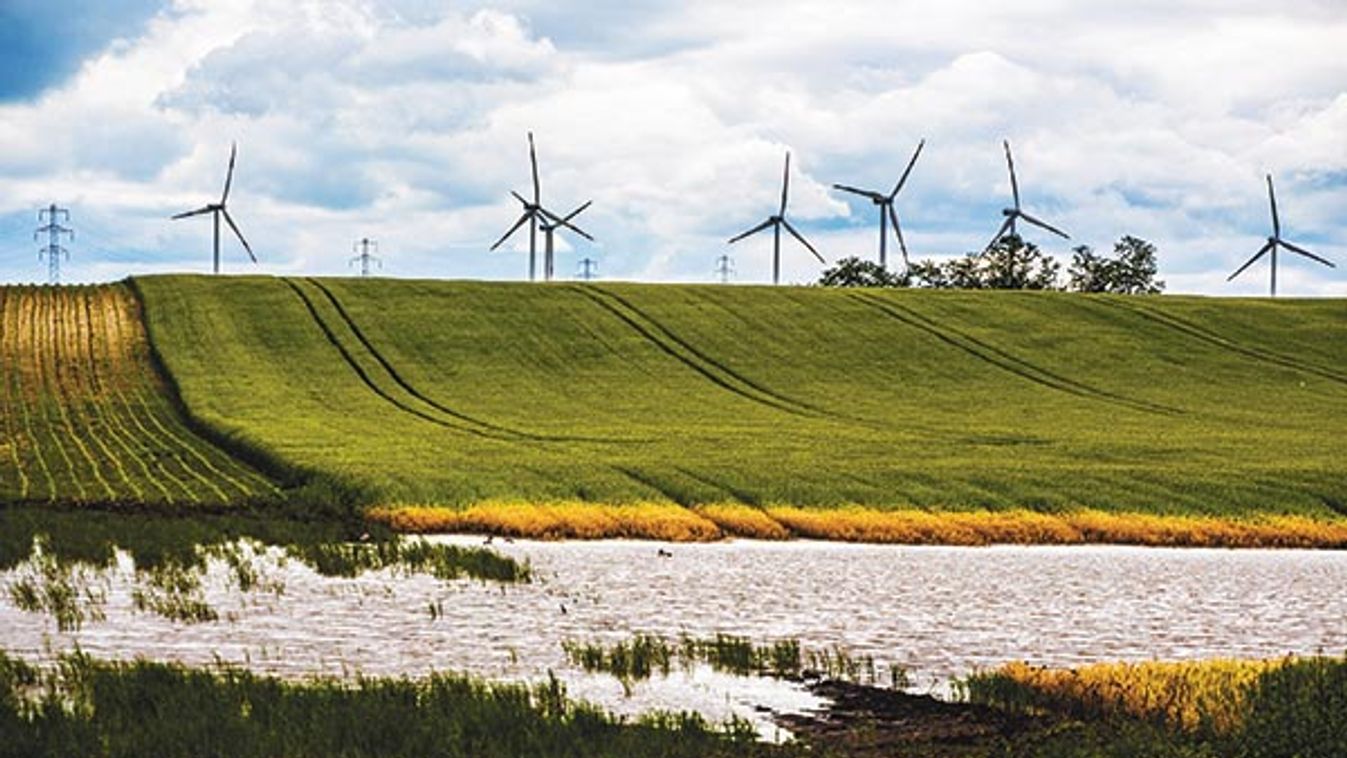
0,0,1343,294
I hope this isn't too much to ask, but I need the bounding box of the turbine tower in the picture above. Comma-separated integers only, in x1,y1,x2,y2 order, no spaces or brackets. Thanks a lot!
985,140,1069,252
727,151,825,285
1227,174,1335,297
539,202,593,282
832,138,924,270
171,142,256,274
490,132,551,281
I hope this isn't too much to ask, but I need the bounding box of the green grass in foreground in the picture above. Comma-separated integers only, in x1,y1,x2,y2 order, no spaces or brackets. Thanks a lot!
133,275,1347,517
0,651,785,758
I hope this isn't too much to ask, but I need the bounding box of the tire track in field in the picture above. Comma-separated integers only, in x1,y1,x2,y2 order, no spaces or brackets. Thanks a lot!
300,279,641,446
285,278,517,442
852,292,1182,416
572,285,840,422
1099,298,1347,387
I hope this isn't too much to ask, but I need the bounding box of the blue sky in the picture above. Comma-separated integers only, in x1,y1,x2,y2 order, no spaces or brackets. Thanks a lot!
0,0,1344,294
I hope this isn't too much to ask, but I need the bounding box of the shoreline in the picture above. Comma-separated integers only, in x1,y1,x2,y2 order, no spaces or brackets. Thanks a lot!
368,502,1347,549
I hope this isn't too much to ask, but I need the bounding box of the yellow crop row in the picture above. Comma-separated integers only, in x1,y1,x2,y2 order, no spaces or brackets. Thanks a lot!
367,502,1347,548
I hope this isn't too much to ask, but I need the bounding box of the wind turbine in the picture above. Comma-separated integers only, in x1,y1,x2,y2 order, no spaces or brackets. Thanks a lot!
171,142,256,274
1227,174,1335,297
539,201,594,282
728,151,825,285
490,131,551,281
985,140,1069,252
832,138,925,270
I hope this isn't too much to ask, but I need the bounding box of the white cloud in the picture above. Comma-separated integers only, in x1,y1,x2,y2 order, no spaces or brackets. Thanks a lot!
0,0,1343,295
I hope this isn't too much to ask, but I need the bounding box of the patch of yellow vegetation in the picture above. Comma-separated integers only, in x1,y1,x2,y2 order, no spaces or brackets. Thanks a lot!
694,503,791,540
368,502,1347,548
368,501,722,541
989,658,1284,734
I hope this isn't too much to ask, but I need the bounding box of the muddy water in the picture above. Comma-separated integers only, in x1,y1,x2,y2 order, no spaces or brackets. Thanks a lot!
4,538,1347,733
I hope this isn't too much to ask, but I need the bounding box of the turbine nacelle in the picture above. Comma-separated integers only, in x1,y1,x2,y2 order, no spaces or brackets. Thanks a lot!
1227,174,1335,297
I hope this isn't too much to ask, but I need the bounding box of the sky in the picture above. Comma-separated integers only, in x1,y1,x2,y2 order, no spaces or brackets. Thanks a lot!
0,0,1344,294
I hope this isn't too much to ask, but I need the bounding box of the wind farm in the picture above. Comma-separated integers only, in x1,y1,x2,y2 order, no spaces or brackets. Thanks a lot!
2,3,1346,756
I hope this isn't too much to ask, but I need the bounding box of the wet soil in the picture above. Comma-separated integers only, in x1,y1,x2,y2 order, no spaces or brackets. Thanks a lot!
778,679,1058,757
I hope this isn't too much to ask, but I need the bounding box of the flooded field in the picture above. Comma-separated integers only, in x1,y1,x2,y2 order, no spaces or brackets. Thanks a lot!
4,536,1346,733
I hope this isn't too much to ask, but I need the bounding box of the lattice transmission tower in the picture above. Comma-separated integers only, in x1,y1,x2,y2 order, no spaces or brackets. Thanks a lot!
35,204,73,284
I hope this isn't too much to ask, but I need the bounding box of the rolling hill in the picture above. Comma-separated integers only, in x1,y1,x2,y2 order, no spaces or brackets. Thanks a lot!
126,275,1347,525
0,284,276,508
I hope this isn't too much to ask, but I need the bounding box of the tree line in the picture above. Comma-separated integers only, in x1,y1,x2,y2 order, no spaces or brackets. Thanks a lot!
818,235,1164,293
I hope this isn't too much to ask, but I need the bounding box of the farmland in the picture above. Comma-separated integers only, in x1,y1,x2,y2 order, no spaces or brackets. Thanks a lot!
0,284,276,508
131,276,1347,533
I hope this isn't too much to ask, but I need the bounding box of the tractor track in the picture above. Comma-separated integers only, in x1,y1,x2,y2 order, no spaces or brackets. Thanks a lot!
852,292,1182,416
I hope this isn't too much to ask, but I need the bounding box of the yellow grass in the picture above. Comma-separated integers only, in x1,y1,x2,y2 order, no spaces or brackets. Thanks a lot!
368,501,722,541
989,658,1285,734
694,503,792,540
367,502,1347,548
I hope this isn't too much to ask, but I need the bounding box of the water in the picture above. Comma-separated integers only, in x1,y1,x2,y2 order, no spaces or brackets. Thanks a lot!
3,537,1346,733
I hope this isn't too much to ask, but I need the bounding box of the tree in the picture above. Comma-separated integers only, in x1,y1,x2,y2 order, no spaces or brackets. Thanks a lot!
817,256,908,287
978,234,1061,290
1067,235,1164,294
909,234,1060,290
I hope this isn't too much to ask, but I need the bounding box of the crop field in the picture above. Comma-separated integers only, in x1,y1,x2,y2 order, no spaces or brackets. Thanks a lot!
131,275,1347,532
0,284,276,508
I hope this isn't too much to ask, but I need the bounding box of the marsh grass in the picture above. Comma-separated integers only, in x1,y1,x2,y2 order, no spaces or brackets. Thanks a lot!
0,650,794,758
961,655,1347,756
2,506,527,628
5,539,108,631
563,633,890,691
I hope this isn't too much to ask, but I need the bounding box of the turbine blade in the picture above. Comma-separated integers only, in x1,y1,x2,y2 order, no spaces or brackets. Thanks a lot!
832,183,882,200
889,204,909,267
221,142,237,203
560,221,594,241
1018,212,1070,239
529,132,540,204
510,190,531,207
780,151,791,216
891,138,925,198
1267,174,1280,239
1004,140,1020,210
1227,241,1275,281
728,218,774,245
221,209,256,262
1280,240,1336,268
561,200,592,224
490,213,532,251
985,216,1014,253
781,218,825,264
171,205,214,220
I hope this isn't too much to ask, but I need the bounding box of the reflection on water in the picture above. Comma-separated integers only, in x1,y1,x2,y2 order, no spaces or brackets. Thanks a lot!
4,537,1347,730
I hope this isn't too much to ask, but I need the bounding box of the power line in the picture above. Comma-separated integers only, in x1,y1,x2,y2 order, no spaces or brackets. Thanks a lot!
34,204,73,284
576,257,598,281
349,237,382,276
714,253,735,283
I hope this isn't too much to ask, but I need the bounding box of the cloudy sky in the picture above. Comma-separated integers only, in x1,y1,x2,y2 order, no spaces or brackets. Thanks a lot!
1,0,1344,294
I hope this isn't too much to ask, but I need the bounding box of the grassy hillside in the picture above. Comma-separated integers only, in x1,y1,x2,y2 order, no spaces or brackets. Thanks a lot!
131,275,1347,521
0,284,276,508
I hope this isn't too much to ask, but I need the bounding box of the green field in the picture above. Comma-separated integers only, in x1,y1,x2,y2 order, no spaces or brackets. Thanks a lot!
127,275,1347,518
0,284,275,508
